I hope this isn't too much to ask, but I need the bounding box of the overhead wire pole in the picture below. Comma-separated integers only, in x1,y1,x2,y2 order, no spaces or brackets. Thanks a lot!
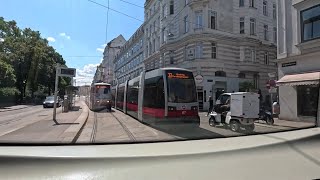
105,0,110,43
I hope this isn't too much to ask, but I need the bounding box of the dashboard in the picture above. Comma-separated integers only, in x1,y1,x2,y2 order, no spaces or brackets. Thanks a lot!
0,128,319,179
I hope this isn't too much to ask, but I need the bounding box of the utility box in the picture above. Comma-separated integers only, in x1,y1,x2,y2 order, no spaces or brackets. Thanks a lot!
230,92,259,119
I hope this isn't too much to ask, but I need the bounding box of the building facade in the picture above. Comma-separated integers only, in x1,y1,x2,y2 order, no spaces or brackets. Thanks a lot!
101,35,126,83
144,0,278,110
113,25,145,84
276,0,320,123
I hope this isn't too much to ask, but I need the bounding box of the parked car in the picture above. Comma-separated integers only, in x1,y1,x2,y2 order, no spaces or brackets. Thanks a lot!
43,96,61,108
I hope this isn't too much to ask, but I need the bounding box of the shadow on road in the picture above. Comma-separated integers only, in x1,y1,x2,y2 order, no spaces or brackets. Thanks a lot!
53,123,80,126
150,124,225,139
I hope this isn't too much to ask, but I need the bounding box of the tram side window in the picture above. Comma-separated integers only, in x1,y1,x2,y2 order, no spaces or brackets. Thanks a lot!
127,81,139,105
143,77,164,108
117,87,125,103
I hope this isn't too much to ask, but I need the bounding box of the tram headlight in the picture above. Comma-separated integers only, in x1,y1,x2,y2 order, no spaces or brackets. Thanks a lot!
168,106,176,111
96,100,100,103
107,100,110,103
191,106,198,111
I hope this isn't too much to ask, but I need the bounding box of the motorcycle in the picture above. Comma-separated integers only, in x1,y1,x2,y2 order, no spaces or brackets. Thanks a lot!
259,107,274,125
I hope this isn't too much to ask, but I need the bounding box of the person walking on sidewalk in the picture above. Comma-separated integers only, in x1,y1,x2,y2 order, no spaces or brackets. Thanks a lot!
207,96,214,116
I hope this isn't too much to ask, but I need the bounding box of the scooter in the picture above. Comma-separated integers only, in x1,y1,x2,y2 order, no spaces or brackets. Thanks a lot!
259,108,274,125
208,110,255,132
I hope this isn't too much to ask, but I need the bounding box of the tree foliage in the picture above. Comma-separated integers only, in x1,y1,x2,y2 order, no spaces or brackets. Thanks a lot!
239,81,254,92
0,17,69,102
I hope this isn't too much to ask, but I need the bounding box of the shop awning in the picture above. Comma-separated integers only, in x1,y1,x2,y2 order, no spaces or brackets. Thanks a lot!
277,72,320,86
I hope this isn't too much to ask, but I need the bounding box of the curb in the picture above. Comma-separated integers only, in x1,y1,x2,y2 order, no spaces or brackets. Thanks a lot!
60,101,89,143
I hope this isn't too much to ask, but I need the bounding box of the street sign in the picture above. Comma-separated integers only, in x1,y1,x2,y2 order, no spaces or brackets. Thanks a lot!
266,80,276,89
194,74,203,84
59,68,76,77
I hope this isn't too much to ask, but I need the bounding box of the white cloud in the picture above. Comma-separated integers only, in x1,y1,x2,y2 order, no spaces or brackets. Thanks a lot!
96,48,104,52
75,64,99,86
59,32,71,40
0,38,4,42
47,37,56,42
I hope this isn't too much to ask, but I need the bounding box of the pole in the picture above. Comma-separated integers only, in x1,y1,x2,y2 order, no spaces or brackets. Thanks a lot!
53,63,60,125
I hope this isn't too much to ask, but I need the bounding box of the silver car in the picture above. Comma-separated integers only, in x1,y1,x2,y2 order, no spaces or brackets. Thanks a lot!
43,96,61,108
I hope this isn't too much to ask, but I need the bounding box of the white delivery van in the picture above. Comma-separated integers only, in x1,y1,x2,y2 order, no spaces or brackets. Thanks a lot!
209,92,259,132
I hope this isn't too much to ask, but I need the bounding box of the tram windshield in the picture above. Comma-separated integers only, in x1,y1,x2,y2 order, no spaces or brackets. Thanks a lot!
166,70,197,103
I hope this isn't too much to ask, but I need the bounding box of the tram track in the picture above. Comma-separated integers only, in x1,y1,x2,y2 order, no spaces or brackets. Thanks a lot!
90,110,136,143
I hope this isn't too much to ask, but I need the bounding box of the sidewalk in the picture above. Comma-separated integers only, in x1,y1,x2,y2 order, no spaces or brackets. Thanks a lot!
256,118,315,129
0,105,32,112
0,101,89,144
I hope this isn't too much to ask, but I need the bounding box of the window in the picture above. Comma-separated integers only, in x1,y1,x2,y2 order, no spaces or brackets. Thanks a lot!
297,85,319,117
143,77,165,108
170,56,174,64
301,5,320,41
264,52,269,65
153,39,156,53
238,73,246,78
195,11,203,29
273,4,277,20
250,18,256,35
146,28,149,37
215,71,226,77
146,12,149,20
211,42,217,59
170,1,174,15
250,49,256,62
263,1,268,16
153,21,156,32
273,27,277,43
184,15,189,33
249,0,255,8
240,17,245,34
209,11,217,29
253,74,259,89
162,4,167,18
162,27,166,43
195,43,203,58
239,0,244,7
264,24,268,41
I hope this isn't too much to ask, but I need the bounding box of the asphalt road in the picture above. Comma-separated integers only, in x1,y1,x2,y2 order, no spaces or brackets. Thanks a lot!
77,108,296,143
0,105,62,138
0,104,303,143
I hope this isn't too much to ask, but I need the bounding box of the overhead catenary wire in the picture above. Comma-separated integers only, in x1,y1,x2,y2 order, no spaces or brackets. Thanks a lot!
87,0,144,23
96,0,273,35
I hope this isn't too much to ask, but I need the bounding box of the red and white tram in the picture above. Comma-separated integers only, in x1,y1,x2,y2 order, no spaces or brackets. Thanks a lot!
88,82,112,111
112,68,200,126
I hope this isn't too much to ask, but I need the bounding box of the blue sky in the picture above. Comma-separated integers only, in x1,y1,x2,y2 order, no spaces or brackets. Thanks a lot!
0,0,144,85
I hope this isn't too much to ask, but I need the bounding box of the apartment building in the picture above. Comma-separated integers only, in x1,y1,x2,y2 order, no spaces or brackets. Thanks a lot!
144,0,278,110
276,0,320,123
113,25,145,85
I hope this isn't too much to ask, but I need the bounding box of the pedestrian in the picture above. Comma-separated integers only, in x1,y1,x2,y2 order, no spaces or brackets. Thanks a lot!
207,96,214,116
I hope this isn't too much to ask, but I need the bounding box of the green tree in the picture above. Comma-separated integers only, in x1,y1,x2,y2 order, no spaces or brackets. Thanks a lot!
0,17,69,103
239,81,254,92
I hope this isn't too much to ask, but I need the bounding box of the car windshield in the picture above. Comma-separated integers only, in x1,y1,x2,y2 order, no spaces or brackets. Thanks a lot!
45,97,54,101
0,0,318,145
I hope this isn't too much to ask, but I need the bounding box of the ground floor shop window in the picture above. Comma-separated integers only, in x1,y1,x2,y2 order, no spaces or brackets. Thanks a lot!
297,85,319,117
